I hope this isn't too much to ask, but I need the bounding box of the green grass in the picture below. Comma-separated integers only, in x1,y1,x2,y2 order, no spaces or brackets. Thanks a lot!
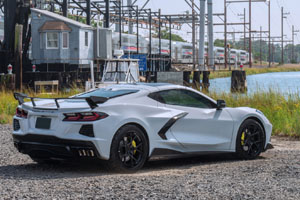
0,88,80,124
209,66,300,79
207,90,300,138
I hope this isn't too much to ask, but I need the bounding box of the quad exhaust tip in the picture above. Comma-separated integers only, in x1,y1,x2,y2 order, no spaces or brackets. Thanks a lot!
78,149,95,157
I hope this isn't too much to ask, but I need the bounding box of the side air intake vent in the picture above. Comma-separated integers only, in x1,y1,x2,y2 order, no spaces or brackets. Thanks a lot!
79,125,94,137
13,119,21,131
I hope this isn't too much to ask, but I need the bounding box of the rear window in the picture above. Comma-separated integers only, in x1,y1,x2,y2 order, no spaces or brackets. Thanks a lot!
77,88,139,98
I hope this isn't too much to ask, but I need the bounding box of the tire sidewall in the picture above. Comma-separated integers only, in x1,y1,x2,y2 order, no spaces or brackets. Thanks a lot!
109,125,149,172
236,119,265,159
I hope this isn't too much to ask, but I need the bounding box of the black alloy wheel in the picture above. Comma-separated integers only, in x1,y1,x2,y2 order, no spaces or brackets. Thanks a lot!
109,125,148,172
236,119,265,159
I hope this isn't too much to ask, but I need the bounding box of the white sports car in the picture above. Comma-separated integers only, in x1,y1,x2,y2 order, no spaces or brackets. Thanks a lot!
12,83,272,172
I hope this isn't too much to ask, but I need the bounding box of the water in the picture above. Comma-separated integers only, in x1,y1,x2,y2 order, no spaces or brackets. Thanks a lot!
210,71,300,95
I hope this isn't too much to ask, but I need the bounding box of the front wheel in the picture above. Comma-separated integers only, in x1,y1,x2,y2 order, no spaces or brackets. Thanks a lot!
109,125,149,172
236,119,265,160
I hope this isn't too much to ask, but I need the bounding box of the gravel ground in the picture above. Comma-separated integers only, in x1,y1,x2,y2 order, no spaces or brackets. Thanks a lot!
1,124,300,200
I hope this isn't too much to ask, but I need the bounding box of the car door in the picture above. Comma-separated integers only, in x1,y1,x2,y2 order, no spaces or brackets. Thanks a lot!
156,89,234,152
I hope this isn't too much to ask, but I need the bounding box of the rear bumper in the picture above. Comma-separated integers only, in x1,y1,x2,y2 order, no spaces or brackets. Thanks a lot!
13,134,101,161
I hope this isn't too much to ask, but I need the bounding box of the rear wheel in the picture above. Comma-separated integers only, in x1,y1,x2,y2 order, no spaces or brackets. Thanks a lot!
236,119,265,159
109,125,149,172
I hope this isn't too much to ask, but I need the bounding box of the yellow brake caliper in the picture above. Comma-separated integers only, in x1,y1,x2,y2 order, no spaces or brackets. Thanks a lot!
241,132,245,146
132,140,137,155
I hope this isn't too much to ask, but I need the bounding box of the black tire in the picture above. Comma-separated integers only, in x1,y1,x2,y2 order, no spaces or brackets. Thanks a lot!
109,125,149,172
235,119,265,160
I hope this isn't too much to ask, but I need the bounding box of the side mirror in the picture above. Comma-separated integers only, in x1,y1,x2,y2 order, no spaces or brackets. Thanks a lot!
217,100,226,110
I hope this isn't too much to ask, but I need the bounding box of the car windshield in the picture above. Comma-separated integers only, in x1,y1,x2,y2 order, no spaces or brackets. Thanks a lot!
77,88,139,98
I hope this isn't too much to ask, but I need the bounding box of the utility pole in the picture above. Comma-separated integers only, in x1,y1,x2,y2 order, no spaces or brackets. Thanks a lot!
86,0,91,25
158,9,161,71
244,8,246,50
272,39,274,64
292,25,294,63
117,0,122,48
136,7,139,54
192,0,196,70
281,7,284,64
224,0,227,69
260,26,262,65
105,0,110,28
238,8,246,50
127,0,133,34
62,0,68,17
207,0,214,70
149,10,152,71
292,25,299,62
281,7,289,64
249,0,252,68
199,0,206,71
268,0,271,67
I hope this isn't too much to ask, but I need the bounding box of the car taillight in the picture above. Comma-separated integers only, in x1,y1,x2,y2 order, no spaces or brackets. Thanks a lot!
63,112,108,122
16,108,28,118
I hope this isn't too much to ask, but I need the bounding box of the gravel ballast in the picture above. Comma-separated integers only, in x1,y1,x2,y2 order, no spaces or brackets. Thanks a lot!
1,124,300,199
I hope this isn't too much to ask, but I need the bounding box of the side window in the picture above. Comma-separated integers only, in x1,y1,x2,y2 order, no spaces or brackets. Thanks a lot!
62,32,69,49
151,89,216,109
46,32,59,49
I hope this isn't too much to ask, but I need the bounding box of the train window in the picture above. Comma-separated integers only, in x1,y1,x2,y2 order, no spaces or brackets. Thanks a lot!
85,32,88,47
46,32,59,49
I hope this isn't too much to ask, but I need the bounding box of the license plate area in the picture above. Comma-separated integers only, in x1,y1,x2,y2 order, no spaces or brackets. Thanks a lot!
35,117,51,129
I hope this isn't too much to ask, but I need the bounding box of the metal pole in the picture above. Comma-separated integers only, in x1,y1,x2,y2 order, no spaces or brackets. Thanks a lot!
224,0,227,69
192,0,196,70
136,7,139,54
119,0,122,49
86,0,91,25
249,0,252,68
127,0,133,34
272,39,274,64
281,7,284,64
268,0,271,67
149,10,152,71
62,0,68,17
169,17,172,70
158,9,161,71
207,0,214,70
260,26,262,65
105,0,110,28
292,25,294,62
244,8,246,50
199,0,206,71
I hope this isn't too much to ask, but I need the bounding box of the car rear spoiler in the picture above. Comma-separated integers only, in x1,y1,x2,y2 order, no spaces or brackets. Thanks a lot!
13,92,108,109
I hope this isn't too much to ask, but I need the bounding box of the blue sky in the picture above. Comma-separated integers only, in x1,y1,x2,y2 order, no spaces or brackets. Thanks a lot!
136,0,300,44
